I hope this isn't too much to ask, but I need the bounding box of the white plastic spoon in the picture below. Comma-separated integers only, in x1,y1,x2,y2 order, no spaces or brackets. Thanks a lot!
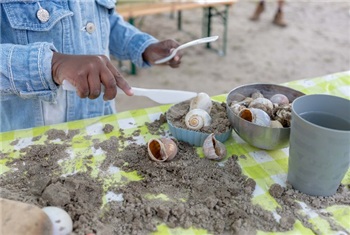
154,35,219,64
62,80,197,104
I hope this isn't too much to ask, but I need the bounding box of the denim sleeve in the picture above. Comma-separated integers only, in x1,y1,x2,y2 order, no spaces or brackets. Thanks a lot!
0,42,59,102
109,12,159,68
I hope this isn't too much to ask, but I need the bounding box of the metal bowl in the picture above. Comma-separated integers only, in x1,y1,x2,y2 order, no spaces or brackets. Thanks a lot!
226,83,305,150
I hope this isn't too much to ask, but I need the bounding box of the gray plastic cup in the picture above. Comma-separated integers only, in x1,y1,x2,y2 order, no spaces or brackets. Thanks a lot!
288,94,350,196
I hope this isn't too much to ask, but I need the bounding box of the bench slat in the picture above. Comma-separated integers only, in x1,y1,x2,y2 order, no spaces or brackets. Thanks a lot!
117,0,235,19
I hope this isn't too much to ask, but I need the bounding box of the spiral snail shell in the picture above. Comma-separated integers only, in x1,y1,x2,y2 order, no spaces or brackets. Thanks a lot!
190,92,212,113
203,133,227,161
185,109,212,130
147,137,178,162
248,97,274,116
239,108,271,127
269,94,290,105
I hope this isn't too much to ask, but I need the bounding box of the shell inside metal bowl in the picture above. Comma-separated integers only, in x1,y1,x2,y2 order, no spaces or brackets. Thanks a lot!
226,83,305,150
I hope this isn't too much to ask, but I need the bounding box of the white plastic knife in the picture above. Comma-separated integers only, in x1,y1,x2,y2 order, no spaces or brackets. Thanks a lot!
62,80,197,104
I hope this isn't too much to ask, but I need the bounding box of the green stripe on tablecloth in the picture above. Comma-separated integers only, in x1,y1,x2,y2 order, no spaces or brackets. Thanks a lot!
284,71,350,99
275,158,289,173
212,94,227,103
268,149,289,161
326,205,350,230
341,171,350,185
243,165,271,180
259,161,287,176
145,105,172,114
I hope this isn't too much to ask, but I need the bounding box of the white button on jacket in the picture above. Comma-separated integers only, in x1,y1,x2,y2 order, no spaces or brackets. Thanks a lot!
86,22,96,34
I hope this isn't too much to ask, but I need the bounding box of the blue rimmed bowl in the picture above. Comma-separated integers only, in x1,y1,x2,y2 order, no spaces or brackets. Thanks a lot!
166,100,232,147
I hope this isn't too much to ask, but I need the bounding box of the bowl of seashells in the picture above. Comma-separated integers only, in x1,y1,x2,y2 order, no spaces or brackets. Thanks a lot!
226,83,305,150
166,92,232,151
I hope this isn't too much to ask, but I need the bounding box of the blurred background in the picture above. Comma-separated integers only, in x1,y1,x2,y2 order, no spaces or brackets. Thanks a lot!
112,0,350,112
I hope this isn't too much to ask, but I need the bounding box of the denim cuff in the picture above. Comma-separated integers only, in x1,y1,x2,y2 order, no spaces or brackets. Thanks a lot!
128,34,159,68
7,42,58,102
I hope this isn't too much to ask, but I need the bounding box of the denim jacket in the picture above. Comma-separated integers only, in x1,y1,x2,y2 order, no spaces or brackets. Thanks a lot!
0,0,158,132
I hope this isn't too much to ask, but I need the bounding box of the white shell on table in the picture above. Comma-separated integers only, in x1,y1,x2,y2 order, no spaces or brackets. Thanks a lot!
190,92,212,113
185,108,212,130
147,138,178,162
42,206,73,235
203,133,227,160
239,108,271,127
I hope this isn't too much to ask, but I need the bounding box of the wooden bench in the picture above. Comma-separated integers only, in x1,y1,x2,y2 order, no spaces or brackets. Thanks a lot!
116,0,236,74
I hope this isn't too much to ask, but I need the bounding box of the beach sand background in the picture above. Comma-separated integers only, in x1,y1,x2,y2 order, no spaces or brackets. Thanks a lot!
113,1,350,112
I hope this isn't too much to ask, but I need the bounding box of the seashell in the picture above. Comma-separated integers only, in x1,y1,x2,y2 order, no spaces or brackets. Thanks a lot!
251,91,264,99
270,94,289,106
239,108,271,127
190,92,212,113
248,97,274,116
147,138,178,162
274,104,292,127
203,133,227,160
185,109,212,130
230,97,253,108
230,103,246,115
270,120,284,128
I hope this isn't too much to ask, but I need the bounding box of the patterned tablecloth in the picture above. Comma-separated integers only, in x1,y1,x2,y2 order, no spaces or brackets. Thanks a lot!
1,71,349,234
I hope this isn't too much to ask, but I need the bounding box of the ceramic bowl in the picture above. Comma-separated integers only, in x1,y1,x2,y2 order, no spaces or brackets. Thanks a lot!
226,83,305,150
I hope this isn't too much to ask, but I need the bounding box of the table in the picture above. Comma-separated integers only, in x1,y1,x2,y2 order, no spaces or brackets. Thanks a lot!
0,71,349,234
116,0,236,75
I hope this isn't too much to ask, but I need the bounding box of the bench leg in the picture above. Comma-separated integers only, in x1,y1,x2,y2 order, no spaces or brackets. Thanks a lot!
202,5,230,56
177,10,182,30
202,7,212,49
222,5,229,56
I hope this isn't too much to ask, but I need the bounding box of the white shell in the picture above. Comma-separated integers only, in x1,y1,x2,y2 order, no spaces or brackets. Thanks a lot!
203,133,227,160
230,97,253,108
230,103,245,115
269,94,290,105
274,104,292,127
239,108,271,127
185,109,212,130
147,138,178,162
42,206,73,235
248,97,274,115
251,91,264,99
190,92,212,113
270,120,284,128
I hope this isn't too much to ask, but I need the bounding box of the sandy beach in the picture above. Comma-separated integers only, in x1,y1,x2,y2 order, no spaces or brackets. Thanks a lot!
113,1,350,112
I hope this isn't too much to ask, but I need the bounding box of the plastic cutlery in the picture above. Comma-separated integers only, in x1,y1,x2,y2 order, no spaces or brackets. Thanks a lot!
154,35,219,64
62,80,197,104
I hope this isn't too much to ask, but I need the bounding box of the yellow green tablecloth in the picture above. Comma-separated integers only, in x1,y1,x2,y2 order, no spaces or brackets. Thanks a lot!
1,71,349,234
